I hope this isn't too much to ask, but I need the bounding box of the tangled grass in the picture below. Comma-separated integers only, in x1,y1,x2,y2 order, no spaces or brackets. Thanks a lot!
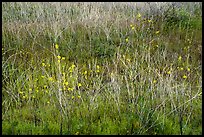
2,2,202,135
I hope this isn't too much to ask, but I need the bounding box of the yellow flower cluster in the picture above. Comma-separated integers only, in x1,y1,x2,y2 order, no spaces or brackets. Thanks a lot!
96,65,100,73
130,24,135,30
68,64,76,73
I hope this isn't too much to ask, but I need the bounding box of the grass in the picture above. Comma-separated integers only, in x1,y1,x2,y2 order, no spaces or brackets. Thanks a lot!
2,2,202,135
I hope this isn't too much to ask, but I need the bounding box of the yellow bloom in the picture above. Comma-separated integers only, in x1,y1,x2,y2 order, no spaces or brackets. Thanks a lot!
58,60,60,63
18,90,23,94
48,77,53,81
130,24,133,27
32,96,35,98
153,80,157,84
167,71,171,74
29,88,32,91
183,75,187,79
42,63,46,67
78,83,82,87
55,44,59,49
22,96,26,99
148,19,152,23
155,31,160,34
71,64,76,68
47,101,50,104
178,56,182,61
36,90,39,93
64,82,68,86
125,38,129,42
180,67,184,71
68,87,74,91
41,75,45,78
78,96,81,99
187,68,190,71
57,55,61,60
84,71,87,75
132,26,135,30
126,58,131,62
72,96,75,99
96,70,100,73
75,132,79,135
96,65,100,69
137,13,141,18
61,57,65,60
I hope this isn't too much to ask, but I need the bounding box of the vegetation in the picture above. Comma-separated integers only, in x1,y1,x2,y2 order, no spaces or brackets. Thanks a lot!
2,2,202,135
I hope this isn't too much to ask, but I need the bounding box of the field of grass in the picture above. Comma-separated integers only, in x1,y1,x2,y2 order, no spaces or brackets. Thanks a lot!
2,2,202,135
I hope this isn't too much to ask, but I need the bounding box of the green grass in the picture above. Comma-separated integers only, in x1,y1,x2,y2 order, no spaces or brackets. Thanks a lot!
2,2,202,135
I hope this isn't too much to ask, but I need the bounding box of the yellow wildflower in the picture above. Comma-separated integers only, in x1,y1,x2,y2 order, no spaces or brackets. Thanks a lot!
183,75,187,79
48,77,54,81
42,63,46,67
167,71,171,74
78,83,82,87
148,19,152,23
132,26,135,30
137,13,141,18
84,71,87,75
96,65,100,69
125,38,129,42
126,58,131,62
57,55,61,60
178,56,182,61
71,64,76,68
72,96,75,99
180,67,184,71
155,31,160,34
187,68,190,72
61,57,65,60
55,44,59,49
64,81,68,86
58,60,60,63
153,80,157,84
96,70,100,73
47,101,50,104
68,87,74,91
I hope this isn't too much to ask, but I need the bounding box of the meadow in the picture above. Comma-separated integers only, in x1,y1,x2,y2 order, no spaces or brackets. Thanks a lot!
2,2,202,135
